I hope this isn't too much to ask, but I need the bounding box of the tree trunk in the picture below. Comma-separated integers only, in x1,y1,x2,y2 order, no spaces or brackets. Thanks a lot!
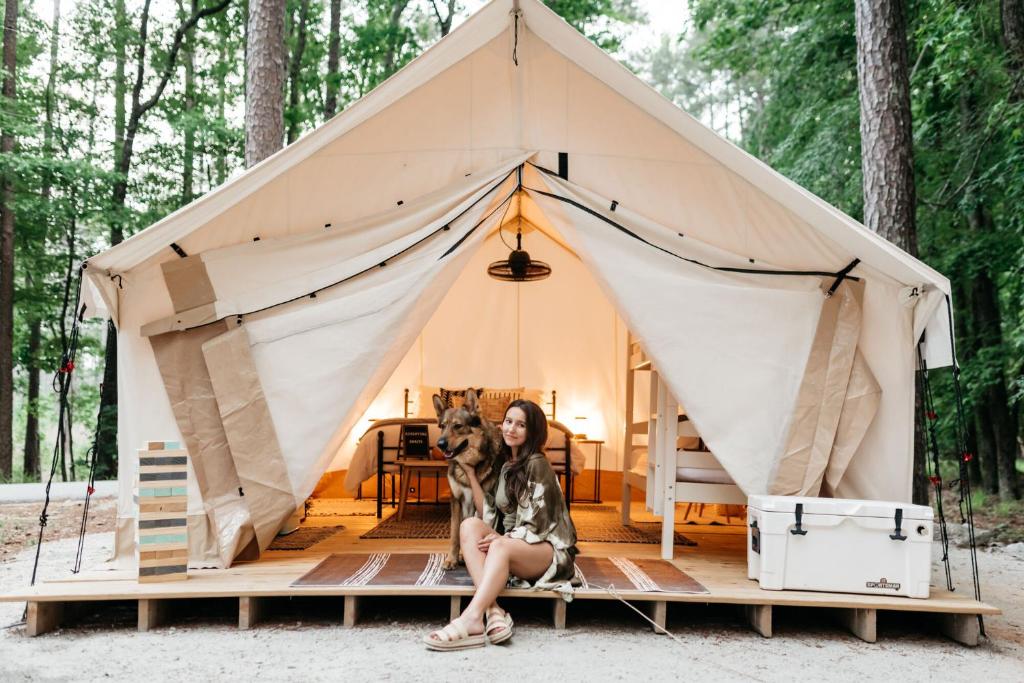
23,316,40,480
181,0,198,205
216,30,228,185
429,0,456,37
286,0,311,144
1003,0,1024,99
246,0,286,166
382,1,411,77
967,204,1020,501
324,0,341,117
855,0,917,254
97,0,232,477
854,0,924,503
0,0,18,480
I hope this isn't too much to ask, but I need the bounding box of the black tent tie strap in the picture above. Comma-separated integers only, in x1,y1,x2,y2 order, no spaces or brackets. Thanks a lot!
188,166,521,329
438,186,519,259
889,508,907,541
826,258,860,297
512,6,520,66
170,242,188,258
521,165,862,282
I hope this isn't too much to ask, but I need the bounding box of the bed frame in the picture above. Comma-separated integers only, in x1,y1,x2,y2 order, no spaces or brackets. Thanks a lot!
371,389,574,516
620,335,746,559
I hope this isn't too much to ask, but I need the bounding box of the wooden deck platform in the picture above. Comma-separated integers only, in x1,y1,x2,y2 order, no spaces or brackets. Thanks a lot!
1,502,999,645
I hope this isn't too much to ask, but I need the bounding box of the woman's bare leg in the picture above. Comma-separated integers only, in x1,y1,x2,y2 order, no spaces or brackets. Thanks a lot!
459,517,491,588
457,517,508,634
460,537,553,627
427,517,499,641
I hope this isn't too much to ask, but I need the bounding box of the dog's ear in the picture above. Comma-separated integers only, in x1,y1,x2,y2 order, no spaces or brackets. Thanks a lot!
464,388,479,415
432,394,446,421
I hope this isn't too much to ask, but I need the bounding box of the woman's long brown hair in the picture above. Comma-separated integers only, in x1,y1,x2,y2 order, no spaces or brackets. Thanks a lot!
502,399,548,505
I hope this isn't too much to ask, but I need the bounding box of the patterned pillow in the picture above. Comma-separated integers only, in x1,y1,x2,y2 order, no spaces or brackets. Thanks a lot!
438,387,485,410
478,388,528,423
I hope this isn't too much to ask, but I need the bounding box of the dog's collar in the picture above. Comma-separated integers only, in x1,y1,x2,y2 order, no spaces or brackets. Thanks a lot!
444,439,470,459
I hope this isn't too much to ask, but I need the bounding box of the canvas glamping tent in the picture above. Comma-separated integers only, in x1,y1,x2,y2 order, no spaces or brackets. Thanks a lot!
80,0,953,569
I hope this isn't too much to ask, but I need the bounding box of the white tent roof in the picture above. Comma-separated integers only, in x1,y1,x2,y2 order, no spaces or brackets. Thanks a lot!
86,0,951,365
83,0,955,568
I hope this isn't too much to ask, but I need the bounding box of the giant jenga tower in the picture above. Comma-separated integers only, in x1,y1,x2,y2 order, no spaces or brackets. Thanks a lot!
136,441,189,582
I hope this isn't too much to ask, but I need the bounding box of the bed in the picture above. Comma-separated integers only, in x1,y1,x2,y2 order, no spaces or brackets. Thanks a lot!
343,387,586,514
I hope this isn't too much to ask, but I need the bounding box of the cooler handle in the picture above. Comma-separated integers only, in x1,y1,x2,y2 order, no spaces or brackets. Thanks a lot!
790,503,808,536
889,508,907,541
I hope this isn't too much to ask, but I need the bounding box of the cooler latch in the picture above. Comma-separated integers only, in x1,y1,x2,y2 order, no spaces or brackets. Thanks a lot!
790,503,808,536
750,519,760,553
889,508,907,541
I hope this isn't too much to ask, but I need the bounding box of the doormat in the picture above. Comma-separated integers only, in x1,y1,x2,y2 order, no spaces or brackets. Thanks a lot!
360,504,695,546
267,525,345,551
292,552,708,594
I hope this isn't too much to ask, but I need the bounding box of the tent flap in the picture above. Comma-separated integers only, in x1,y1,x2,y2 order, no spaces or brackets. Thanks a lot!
769,280,876,496
148,324,258,567
203,326,296,552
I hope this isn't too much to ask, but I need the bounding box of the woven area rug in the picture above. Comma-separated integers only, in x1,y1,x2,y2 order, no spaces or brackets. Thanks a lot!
293,552,708,594
359,504,695,546
267,525,345,551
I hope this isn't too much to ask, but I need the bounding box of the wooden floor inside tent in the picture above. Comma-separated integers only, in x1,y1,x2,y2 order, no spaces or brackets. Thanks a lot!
1,500,998,646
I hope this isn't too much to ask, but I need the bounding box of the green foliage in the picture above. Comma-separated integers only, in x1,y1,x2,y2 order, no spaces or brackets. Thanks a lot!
690,0,1022,498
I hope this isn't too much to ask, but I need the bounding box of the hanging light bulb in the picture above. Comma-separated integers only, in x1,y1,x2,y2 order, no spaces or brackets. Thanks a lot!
487,215,552,282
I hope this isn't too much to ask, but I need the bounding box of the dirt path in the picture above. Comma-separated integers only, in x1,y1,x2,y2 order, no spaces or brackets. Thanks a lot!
1,525,1022,682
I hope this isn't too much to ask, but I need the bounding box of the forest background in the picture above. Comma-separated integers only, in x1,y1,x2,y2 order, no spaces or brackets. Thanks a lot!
0,0,1019,515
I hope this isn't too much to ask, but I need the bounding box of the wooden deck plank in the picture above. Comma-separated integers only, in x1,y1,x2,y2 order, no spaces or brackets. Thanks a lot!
940,613,981,647
552,599,566,630
238,596,264,630
26,601,63,637
838,608,877,643
138,598,167,632
2,503,1000,625
746,604,772,638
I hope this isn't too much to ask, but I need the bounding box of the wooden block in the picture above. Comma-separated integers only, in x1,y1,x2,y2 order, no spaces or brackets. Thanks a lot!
449,595,461,622
939,613,980,647
343,595,359,628
138,501,188,514
650,600,667,634
838,608,877,643
138,599,168,632
746,604,772,638
26,601,63,637
552,598,566,630
139,549,188,562
239,596,264,630
145,441,182,450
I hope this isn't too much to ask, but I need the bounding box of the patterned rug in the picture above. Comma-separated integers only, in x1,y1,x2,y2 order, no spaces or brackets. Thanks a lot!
267,525,345,551
359,504,695,546
293,552,708,594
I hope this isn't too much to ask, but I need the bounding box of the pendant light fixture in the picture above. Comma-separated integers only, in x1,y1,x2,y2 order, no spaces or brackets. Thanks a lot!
487,215,552,282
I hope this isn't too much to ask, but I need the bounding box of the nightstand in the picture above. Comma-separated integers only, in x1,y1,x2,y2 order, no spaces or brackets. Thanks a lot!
574,439,604,503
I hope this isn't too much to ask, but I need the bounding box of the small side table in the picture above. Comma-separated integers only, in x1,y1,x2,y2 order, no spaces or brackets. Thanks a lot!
573,439,604,503
395,459,450,520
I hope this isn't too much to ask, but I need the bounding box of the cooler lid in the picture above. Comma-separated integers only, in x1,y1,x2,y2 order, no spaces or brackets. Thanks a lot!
747,495,934,521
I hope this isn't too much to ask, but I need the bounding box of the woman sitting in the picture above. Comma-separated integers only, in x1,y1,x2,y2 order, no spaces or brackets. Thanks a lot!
423,399,579,650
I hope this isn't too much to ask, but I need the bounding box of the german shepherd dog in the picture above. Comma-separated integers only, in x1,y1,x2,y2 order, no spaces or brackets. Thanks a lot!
433,389,505,570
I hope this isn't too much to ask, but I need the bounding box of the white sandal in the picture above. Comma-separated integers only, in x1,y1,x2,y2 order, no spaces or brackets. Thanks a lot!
485,606,514,645
423,619,487,651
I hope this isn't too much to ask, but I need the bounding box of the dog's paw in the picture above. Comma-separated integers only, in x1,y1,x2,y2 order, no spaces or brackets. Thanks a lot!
442,555,459,571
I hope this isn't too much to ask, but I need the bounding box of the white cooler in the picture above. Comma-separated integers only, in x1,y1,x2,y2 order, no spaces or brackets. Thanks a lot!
747,495,933,599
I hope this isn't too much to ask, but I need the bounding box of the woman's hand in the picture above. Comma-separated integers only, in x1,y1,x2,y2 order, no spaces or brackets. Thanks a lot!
458,461,478,481
476,532,500,552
